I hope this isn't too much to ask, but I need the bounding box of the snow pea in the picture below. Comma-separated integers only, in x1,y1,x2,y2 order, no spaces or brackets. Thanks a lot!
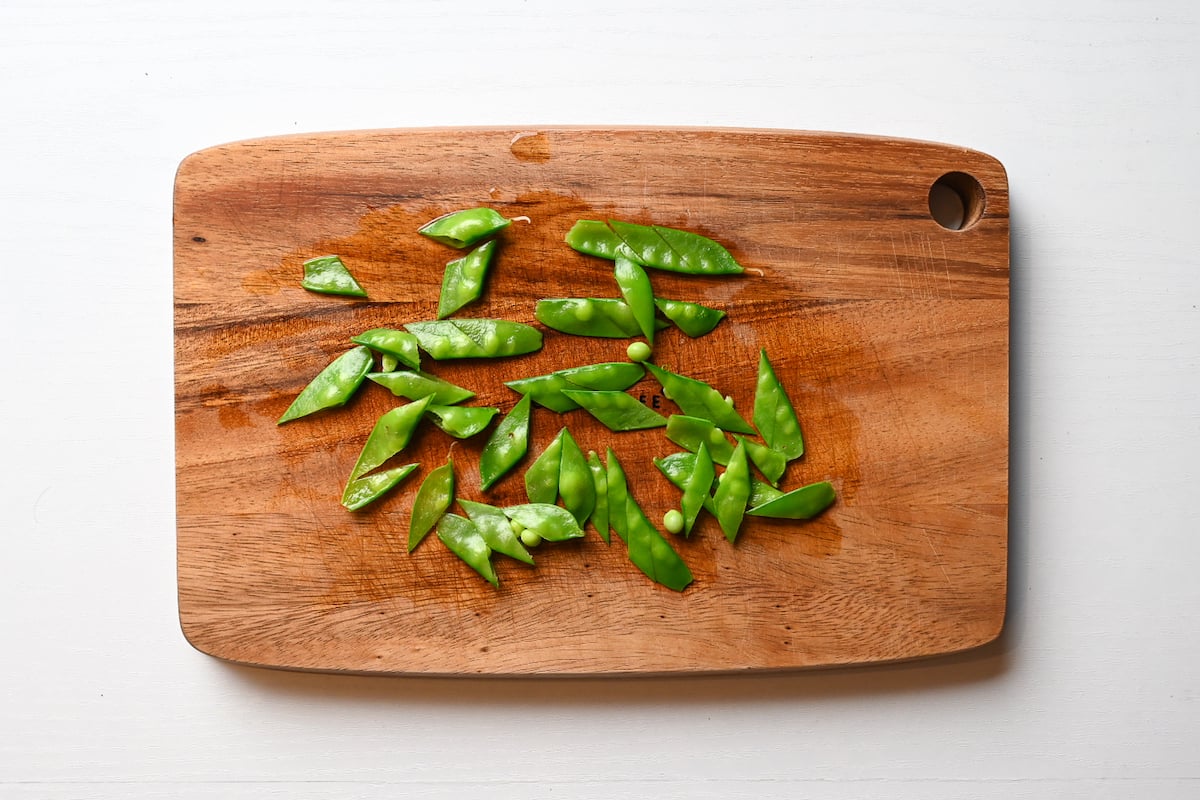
645,364,754,434
737,436,787,486
560,389,667,431
535,297,643,338
655,452,783,509
367,370,475,405
436,514,498,586
419,207,511,248
713,440,751,543
664,415,736,465
680,441,715,537
557,428,595,526
459,499,534,565
425,404,498,438
604,448,629,544
351,328,420,370
437,239,496,319
524,428,565,504
502,503,586,542
408,458,455,552
505,362,645,413
404,319,542,359
586,450,610,543
653,298,726,338
278,345,373,424
340,463,418,511
478,393,532,490
565,220,744,276
613,255,656,345
747,480,836,519
346,395,433,482
300,255,367,297
753,349,804,460
607,449,693,591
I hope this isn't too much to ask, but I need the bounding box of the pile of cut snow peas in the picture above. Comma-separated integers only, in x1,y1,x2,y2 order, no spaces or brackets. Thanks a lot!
280,210,835,591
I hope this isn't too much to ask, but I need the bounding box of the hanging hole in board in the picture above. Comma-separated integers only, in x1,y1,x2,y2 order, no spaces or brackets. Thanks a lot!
928,171,986,231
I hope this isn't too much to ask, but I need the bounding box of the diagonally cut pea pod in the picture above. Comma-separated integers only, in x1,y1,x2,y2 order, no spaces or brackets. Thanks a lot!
409,457,455,552
565,219,744,276
300,255,368,297
664,414,736,465
747,481,836,520
607,449,693,592
405,319,542,359
654,451,782,510
557,428,595,526
737,436,788,486
645,363,754,434
680,441,715,537
478,393,532,490
341,463,419,511
534,297,643,338
367,370,475,405
419,207,511,248
502,504,586,542
459,499,534,565
561,389,667,431
586,450,610,544
424,404,498,438
525,428,565,504
713,440,751,543
351,328,421,370
753,349,805,460
613,255,656,345
346,395,433,482
604,448,629,544
505,362,645,413
436,513,498,586
437,239,497,319
278,345,373,424
653,298,726,338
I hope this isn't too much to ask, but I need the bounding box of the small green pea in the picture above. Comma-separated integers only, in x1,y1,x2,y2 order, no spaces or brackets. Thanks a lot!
627,341,652,362
663,509,684,534
520,529,543,547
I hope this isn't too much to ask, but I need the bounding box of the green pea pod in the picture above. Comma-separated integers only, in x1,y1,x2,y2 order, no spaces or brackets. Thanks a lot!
664,415,736,465
560,389,667,431
425,405,499,438
557,428,595,526
753,349,805,460
419,207,511,248
737,436,787,486
613,255,656,345
747,481,836,519
459,499,534,565
653,298,726,337
340,463,418,511
525,428,565,504
436,514,498,587
605,448,629,544
478,393,532,490
502,503,586,542
680,442,715,537
437,239,497,319
586,450,610,543
346,395,433,482
504,372,581,413
367,370,475,405
713,440,752,543
350,328,421,369
655,451,780,511
405,319,542,360
409,458,455,552
565,220,744,276
278,345,374,424
534,297,643,338
300,255,368,297
559,362,646,391
646,364,754,434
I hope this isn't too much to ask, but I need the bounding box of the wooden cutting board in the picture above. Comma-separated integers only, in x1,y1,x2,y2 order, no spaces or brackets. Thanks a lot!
174,127,1008,675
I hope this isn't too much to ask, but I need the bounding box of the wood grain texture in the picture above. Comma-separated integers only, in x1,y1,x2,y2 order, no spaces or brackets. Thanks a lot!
174,127,1008,675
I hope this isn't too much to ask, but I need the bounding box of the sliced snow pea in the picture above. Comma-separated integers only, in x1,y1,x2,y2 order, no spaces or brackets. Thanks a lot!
737,436,787,486
278,345,373,424
437,239,497,319
753,349,805,460
425,404,498,438
436,514,498,586
505,362,645,413
557,428,595,526
419,207,511,248
408,457,455,552
655,451,783,511
478,393,532,490
351,328,420,369
680,441,715,537
502,503,586,542
664,414,736,465
747,480,836,519
300,255,367,297
565,220,744,276
405,319,542,359
653,298,726,337
713,440,751,543
341,463,418,511
379,353,400,372
646,364,754,434
561,389,667,431
504,371,579,413
459,499,534,565
367,370,475,405
525,428,565,504
586,450,610,543
608,449,693,591
535,297,642,338
346,395,433,482
605,448,629,544
613,255,656,345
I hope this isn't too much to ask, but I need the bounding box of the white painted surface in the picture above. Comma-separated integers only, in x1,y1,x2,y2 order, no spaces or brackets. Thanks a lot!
2,1,1197,796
